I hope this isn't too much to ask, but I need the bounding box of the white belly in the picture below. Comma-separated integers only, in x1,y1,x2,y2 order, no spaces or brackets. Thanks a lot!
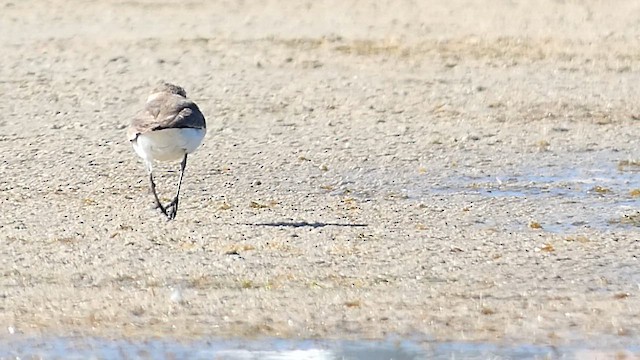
133,128,206,163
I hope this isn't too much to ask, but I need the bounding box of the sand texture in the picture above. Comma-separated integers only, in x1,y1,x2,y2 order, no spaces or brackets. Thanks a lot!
1,0,640,347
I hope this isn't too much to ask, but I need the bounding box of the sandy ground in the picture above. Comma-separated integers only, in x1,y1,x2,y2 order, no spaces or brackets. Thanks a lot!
1,0,640,348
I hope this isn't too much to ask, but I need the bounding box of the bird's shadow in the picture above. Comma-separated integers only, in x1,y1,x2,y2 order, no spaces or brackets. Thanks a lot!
245,221,368,228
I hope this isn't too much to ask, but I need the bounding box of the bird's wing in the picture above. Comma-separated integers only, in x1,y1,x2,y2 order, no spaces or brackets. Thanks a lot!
153,100,206,131
127,95,206,141
127,110,156,141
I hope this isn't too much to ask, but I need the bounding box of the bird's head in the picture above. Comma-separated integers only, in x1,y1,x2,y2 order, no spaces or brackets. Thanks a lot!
152,82,187,98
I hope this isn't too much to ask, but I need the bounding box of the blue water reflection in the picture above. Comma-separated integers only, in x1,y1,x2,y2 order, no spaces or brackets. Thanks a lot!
1,337,639,359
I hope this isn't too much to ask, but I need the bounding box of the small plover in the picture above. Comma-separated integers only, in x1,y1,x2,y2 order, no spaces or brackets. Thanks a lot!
127,82,207,220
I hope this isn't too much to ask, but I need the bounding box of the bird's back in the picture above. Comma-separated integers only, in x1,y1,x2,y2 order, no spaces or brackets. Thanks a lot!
128,85,207,165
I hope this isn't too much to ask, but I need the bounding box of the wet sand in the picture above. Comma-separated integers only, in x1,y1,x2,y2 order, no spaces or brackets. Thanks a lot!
1,0,640,348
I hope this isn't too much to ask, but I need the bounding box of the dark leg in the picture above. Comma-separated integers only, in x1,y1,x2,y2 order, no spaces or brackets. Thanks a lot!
149,172,168,217
166,154,188,220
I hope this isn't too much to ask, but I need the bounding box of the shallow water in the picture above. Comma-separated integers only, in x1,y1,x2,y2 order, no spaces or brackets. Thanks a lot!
333,159,640,234
427,157,640,233
447,166,640,199
1,337,639,359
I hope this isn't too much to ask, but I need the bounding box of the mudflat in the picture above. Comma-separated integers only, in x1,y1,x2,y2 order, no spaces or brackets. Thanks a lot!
1,0,639,347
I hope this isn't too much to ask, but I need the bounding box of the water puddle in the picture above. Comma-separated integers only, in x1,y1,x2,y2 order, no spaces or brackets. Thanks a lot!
1,337,638,359
327,152,639,233
429,160,640,233
443,166,640,199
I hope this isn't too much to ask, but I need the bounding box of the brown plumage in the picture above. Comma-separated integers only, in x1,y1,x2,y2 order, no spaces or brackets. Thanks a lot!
128,83,206,142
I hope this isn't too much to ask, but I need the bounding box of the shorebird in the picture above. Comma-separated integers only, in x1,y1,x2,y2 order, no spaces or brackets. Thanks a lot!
127,82,207,220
